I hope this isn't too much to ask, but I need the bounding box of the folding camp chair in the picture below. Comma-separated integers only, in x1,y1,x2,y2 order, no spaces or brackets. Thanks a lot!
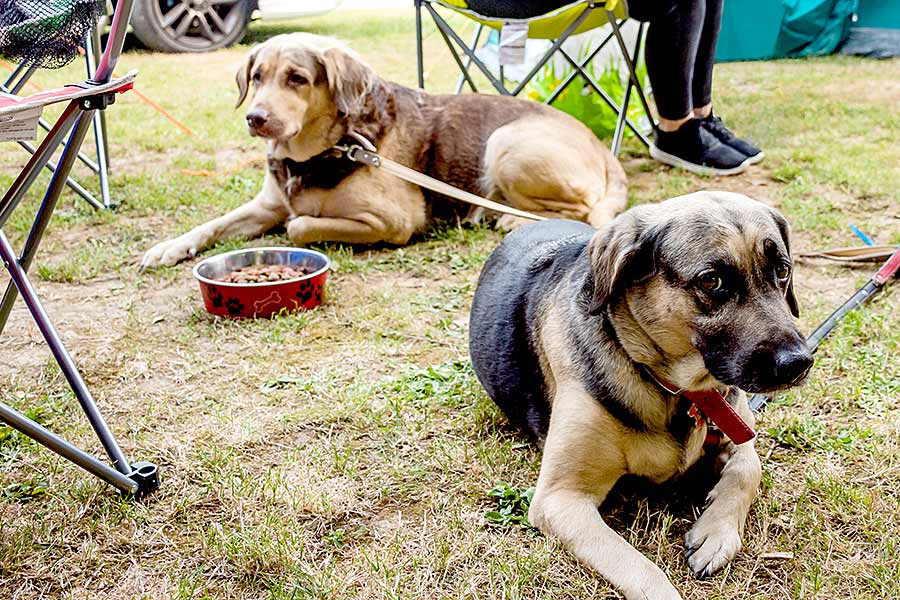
0,0,159,497
414,0,656,155
2,19,114,210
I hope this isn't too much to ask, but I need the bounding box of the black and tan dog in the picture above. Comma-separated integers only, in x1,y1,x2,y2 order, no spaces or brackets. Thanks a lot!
469,191,813,600
141,33,626,268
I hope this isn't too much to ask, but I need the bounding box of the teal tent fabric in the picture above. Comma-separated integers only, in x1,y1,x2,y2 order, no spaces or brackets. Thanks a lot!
715,1,786,62
716,0,860,62
775,0,859,57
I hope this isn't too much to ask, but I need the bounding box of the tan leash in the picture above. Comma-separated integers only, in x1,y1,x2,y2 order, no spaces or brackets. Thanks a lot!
335,131,545,222
798,245,899,263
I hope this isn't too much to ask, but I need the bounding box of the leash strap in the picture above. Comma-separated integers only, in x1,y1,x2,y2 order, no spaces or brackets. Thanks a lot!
798,245,898,263
338,142,546,223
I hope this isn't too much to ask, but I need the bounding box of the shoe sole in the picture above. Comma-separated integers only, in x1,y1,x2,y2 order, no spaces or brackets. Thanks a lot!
649,144,750,176
746,151,765,165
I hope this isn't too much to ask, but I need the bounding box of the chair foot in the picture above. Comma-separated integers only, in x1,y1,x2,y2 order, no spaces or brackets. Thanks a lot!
126,461,161,498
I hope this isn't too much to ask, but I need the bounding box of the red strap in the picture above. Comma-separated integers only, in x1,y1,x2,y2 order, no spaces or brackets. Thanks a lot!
873,247,900,285
684,389,756,445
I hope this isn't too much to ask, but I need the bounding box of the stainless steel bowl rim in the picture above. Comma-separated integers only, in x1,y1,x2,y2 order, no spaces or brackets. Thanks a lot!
192,247,331,288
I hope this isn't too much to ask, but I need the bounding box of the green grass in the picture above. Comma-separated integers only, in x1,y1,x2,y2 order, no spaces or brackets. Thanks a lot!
0,8,899,600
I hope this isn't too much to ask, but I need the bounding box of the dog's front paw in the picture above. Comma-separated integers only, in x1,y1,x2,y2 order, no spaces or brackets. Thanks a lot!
685,515,742,579
633,578,683,600
286,216,308,244
140,236,199,270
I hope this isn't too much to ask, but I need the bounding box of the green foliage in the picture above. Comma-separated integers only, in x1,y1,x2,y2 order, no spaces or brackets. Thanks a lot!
387,360,474,402
1,479,48,503
485,482,538,533
0,404,51,457
323,528,345,548
768,417,874,452
524,45,652,140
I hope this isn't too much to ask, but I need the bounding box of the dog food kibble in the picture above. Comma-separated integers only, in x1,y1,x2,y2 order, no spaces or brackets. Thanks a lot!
216,264,311,283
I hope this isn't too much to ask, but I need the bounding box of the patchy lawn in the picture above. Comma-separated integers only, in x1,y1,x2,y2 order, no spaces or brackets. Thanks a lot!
1,8,899,600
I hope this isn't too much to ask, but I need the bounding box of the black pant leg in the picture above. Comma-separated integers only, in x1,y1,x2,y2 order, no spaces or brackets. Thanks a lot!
630,0,707,121
692,0,724,109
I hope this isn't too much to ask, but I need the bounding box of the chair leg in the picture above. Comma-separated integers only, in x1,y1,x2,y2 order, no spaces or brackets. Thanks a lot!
455,23,484,94
0,104,81,229
608,15,656,138
91,112,113,208
0,231,158,496
85,24,114,208
0,0,159,498
427,5,489,93
611,22,645,154
3,56,105,208
0,400,138,494
0,111,95,334
425,2,508,94
509,4,596,96
558,47,651,145
2,60,30,90
544,30,614,105
13,140,103,210
415,0,425,89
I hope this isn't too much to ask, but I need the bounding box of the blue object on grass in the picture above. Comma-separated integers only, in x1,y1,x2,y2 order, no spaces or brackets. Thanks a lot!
849,224,875,246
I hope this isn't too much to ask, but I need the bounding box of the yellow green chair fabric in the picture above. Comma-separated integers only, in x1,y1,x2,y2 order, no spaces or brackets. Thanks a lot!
414,0,653,155
436,0,627,39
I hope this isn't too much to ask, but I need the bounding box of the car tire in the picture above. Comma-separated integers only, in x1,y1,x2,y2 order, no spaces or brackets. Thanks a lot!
131,0,253,53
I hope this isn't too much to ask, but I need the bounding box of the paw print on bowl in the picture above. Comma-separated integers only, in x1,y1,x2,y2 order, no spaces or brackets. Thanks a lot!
208,287,224,308
295,280,321,306
225,297,245,316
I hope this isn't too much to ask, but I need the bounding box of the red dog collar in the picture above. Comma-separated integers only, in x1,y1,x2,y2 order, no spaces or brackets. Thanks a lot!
647,370,756,445
683,387,756,445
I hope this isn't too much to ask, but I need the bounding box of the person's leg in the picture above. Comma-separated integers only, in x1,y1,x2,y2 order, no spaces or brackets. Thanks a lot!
642,0,704,131
691,0,723,118
631,0,749,175
690,0,765,162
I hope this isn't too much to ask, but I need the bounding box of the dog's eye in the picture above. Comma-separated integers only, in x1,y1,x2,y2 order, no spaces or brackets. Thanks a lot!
288,72,308,86
698,271,725,293
775,263,791,282
251,71,262,84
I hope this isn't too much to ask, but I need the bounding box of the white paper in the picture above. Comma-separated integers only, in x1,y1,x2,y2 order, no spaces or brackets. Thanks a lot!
0,105,42,142
499,22,528,65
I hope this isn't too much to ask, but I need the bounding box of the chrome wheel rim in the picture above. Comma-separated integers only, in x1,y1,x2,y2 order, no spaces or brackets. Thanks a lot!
152,0,244,50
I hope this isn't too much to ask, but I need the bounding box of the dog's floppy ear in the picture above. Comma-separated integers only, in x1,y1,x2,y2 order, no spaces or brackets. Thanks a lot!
769,208,800,318
587,212,660,315
319,46,374,118
235,45,261,108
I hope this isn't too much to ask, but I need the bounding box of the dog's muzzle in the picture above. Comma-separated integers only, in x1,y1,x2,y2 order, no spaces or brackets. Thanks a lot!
741,336,814,392
246,108,272,137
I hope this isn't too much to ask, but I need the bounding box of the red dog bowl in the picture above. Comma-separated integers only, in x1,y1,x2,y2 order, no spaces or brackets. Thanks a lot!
193,247,329,319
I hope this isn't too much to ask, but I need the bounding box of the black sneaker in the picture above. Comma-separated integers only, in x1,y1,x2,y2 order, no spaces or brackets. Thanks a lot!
650,119,750,176
700,114,764,164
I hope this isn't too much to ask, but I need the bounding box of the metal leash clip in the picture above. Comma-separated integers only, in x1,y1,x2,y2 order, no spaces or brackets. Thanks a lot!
345,145,382,167
341,130,382,167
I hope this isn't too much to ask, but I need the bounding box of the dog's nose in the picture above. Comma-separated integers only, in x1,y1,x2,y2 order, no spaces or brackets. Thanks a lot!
743,334,813,390
246,109,268,129
773,346,814,384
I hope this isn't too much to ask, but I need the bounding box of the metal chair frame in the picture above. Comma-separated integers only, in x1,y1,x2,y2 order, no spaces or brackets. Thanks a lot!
1,21,114,210
414,0,657,155
0,0,159,497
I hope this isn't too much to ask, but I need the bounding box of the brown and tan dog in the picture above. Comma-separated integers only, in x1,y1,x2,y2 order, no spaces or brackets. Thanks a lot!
470,192,813,599
141,33,627,268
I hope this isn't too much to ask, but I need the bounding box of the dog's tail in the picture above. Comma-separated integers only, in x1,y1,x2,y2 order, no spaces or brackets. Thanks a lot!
588,150,628,229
